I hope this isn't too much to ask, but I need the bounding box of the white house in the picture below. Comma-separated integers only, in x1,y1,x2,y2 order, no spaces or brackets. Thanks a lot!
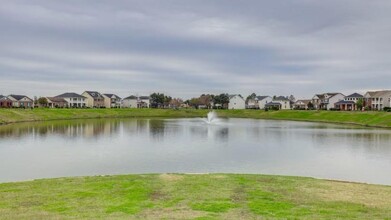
228,94,245,109
257,96,273,109
273,96,291,110
122,95,150,108
55,93,87,108
139,96,150,108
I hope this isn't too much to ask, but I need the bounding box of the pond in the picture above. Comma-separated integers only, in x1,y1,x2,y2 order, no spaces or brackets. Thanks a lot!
0,118,390,185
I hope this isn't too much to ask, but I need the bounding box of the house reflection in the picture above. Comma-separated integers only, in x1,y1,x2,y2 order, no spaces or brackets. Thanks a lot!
0,119,122,140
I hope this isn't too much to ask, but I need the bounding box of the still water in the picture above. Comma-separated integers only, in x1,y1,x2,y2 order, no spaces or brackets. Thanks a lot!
0,118,390,184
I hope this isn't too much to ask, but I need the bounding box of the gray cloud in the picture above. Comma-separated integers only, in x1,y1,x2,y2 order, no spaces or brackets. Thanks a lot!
1,0,391,99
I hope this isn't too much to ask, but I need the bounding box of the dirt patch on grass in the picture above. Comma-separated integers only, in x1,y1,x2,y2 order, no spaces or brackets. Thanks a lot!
136,207,206,220
212,175,227,179
311,181,391,208
150,190,168,201
159,174,184,182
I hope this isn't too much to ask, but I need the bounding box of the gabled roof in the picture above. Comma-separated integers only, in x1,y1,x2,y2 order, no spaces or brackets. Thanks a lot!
103,94,121,99
8,95,31,101
84,91,103,98
139,96,150,100
229,94,243,99
365,90,391,98
124,95,137,100
55,93,86,98
346,93,363,98
295,99,311,105
256,96,271,101
314,93,342,100
0,95,4,99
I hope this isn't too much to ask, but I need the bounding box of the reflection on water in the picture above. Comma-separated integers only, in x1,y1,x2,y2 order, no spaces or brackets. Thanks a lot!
0,118,390,184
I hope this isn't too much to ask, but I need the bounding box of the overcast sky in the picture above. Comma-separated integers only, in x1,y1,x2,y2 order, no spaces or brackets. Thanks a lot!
1,0,391,99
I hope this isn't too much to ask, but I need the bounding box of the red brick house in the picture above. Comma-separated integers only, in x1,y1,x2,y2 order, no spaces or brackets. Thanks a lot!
0,95,12,108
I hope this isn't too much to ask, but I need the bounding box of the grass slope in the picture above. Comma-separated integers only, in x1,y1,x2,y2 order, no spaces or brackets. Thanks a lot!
1,108,391,128
0,174,390,219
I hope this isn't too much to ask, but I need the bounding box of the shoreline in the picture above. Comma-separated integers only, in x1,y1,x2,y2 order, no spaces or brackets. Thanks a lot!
1,108,391,129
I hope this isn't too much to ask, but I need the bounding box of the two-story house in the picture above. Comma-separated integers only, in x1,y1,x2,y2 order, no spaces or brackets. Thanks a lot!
247,96,272,109
364,90,391,110
293,100,312,110
335,93,363,111
272,96,291,110
82,91,105,108
55,93,87,108
312,93,345,110
228,94,245,109
122,95,150,108
103,94,122,108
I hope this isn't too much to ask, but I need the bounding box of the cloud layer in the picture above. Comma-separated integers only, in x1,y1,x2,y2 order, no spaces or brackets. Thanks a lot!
1,0,391,99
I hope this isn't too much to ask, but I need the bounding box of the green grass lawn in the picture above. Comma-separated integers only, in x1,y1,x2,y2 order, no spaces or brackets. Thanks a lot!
0,174,390,219
1,108,391,128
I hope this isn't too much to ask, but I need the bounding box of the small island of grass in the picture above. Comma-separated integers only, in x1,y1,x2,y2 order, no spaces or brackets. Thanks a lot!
0,174,390,219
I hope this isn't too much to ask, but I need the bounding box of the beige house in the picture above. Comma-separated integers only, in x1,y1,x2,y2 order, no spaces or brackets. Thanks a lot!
293,100,312,110
364,90,391,110
82,91,105,108
7,95,34,108
103,94,121,108
42,97,68,108
246,96,272,109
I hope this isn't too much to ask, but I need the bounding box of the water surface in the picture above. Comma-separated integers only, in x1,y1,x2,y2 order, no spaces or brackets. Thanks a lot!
0,118,390,185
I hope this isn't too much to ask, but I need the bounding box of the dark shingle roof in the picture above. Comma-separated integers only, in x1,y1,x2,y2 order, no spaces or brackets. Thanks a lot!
295,100,311,105
139,96,150,100
55,93,86,98
124,95,137,100
229,94,243,99
256,96,270,101
47,97,67,102
0,95,4,99
104,94,121,99
8,95,29,101
346,93,363,98
273,96,289,101
84,91,103,98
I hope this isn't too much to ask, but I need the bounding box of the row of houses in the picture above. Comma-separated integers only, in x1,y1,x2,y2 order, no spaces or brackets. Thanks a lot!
292,91,391,111
232,90,391,111
2,89,391,111
0,92,150,108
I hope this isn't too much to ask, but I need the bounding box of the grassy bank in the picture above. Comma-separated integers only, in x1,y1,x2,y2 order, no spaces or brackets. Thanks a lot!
0,174,390,219
1,108,391,128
